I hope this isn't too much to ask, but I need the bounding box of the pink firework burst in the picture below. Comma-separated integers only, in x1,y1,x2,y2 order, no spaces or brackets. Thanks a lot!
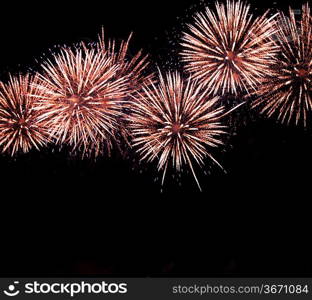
34,45,130,158
252,3,312,126
181,0,278,96
129,71,241,190
0,75,50,156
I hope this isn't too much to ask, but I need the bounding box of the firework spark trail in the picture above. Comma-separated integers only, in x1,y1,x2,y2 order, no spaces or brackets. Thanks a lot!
33,45,130,157
0,75,50,156
181,0,278,96
96,29,152,88
94,30,153,151
129,71,240,191
252,3,312,126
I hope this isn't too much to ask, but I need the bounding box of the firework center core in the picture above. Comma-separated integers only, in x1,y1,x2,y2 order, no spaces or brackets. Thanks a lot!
225,51,241,64
13,118,28,129
171,123,183,134
67,95,83,105
296,68,309,78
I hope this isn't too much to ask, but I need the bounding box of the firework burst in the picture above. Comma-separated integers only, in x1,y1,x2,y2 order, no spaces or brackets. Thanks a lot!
34,45,130,157
129,71,239,191
181,0,278,96
252,3,312,126
0,75,50,156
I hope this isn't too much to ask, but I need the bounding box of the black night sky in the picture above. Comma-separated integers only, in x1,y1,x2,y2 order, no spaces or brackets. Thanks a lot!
0,0,311,276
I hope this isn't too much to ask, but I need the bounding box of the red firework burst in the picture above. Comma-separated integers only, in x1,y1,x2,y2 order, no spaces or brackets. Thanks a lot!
252,3,312,126
34,44,130,157
34,30,151,157
181,0,278,96
129,71,240,190
0,75,50,156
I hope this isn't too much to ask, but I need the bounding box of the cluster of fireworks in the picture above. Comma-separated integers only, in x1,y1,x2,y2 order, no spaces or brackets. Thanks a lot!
0,1,311,189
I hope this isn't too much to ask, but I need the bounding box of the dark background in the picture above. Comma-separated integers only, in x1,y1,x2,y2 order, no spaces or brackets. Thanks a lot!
0,0,311,277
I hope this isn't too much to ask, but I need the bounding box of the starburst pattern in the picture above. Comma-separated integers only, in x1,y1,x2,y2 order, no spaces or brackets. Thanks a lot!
181,0,278,96
252,3,312,126
129,71,230,190
34,45,129,157
0,75,50,156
